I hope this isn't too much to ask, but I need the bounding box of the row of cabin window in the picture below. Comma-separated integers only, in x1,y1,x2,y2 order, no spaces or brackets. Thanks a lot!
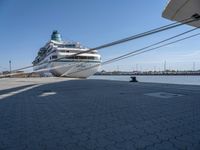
50,55,98,60
57,44,77,48
72,56,99,60
59,50,97,54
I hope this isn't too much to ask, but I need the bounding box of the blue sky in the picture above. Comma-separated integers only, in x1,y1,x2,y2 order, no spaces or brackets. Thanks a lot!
0,0,200,72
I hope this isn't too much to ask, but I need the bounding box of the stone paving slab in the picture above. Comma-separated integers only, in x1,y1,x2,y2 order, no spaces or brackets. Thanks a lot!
0,78,200,150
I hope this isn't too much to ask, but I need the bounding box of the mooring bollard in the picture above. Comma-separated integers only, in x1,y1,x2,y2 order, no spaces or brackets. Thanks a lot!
130,76,138,82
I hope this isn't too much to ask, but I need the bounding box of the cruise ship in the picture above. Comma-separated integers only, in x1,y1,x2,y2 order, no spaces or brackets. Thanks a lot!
32,31,101,78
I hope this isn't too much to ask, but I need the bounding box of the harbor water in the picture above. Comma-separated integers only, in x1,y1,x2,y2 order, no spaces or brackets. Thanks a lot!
89,75,200,85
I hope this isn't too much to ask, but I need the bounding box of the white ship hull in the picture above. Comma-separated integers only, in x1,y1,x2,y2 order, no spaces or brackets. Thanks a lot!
34,60,101,78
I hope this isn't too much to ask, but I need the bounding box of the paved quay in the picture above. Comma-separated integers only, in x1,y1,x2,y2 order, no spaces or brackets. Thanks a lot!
0,77,200,150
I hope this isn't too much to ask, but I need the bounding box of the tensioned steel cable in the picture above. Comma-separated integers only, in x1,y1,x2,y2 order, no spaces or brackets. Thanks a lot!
68,32,200,75
111,33,200,63
1,15,199,78
52,16,199,62
66,28,200,75
101,27,199,65
1,30,200,78
9,15,200,73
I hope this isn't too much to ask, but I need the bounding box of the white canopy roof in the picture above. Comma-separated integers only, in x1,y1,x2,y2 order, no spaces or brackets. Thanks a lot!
162,0,200,27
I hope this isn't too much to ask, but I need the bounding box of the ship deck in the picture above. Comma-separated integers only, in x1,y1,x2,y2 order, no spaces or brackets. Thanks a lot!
0,77,200,149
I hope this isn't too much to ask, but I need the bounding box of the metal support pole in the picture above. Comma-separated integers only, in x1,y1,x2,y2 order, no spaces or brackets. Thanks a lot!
9,60,11,73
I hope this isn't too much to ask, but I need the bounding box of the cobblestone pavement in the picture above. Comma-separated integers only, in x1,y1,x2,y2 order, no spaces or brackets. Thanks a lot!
0,78,200,150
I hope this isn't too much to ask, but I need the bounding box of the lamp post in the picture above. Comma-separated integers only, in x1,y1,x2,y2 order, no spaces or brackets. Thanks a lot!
9,60,12,77
0,66,2,75
193,62,196,71
164,60,166,72
9,60,12,73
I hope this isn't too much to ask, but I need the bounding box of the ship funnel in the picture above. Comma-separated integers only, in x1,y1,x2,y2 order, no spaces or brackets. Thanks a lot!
51,30,62,42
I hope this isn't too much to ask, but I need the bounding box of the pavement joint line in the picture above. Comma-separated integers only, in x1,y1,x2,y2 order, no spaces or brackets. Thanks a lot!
0,84,40,100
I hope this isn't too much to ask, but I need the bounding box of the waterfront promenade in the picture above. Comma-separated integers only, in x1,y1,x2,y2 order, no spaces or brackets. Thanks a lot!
0,78,200,150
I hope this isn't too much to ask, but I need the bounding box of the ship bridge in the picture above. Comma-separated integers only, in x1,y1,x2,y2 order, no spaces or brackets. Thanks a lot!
162,0,200,27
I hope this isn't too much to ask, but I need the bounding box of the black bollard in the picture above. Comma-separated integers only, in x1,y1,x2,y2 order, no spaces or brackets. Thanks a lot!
130,76,138,82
